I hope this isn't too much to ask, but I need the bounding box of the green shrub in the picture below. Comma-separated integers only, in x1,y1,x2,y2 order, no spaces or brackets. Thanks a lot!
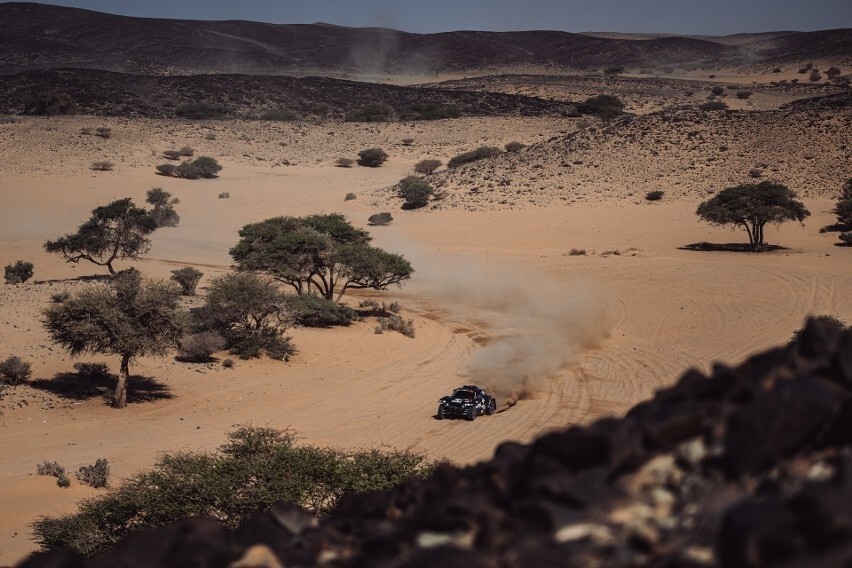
24,91,78,115
346,102,395,122
645,190,664,201
260,108,300,121
413,159,442,175
179,331,227,362
447,146,501,168
146,187,180,228
0,355,32,385
170,267,203,295
357,148,388,168
175,102,232,119
76,459,110,489
368,212,393,226
285,294,357,327
31,426,432,557
398,176,434,210
4,260,34,284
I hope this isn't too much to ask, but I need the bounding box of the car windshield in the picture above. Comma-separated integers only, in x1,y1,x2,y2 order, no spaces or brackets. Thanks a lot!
453,390,475,400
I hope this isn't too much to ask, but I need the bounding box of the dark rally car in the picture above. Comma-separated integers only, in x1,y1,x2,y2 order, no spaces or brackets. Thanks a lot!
436,385,497,421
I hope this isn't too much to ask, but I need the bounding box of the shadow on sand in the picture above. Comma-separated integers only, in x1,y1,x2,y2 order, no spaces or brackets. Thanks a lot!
29,370,173,404
679,242,787,253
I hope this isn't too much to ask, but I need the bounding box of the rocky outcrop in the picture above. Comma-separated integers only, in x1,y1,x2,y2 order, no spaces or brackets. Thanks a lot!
20,319,852,567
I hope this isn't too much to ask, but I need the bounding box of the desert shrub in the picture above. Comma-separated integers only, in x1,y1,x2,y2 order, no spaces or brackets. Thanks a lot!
398,176,434,210
219,192,230,199
827,67,841,79
603,66,624,75
285,294,357,327
346,102,395,122
31,426,432,557
840,232,852,246
710,85,725,95
76,459,110,489
260,108,300,121
377,314,415,338
504,141,526,152
170,267,203,295
809,70,822,82
790,315,848,344
156,163,177,176
749,168,764,178
401,138,414,146
179,146,195,157
162,150,182,160
447,146,501,168
344,192,357,201
645,190,664,201
4,260,34,284
146,187,180,228
189,156,222,178
398,102,462,121
24,91,78,116
568,248,587,256
80,127,93,135
90,161,114,171
699,101,728,111
368,212,393,226
357,148,388,167
577,95,624,118
95,127,112,139
413,159,442,175
335,158,354,168
51,291,70,303
72,362,111,380
736,91,753,99
175,102,232,119
179,331,227,362
230,333,295,361
359,299,401,316
0,355,32,385
37,461,70,488
222,358,234,369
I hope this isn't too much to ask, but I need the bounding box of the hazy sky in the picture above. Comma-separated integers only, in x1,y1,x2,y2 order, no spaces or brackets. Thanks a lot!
22,0,852,35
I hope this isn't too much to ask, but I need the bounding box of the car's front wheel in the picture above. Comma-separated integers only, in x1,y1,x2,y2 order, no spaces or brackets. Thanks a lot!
436,405,445,420
466,406,477,421
486,397,497,415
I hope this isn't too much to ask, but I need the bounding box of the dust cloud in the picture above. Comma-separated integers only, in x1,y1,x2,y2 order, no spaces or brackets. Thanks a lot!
405,250,611,405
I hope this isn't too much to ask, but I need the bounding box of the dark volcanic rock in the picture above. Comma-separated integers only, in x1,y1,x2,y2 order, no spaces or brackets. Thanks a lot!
19,320,852,567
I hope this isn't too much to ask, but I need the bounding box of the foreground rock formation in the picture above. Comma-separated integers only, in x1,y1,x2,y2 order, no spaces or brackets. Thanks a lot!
20,319,852,567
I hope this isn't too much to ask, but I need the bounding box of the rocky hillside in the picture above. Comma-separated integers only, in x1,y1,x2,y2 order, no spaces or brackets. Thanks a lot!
19,320,852,567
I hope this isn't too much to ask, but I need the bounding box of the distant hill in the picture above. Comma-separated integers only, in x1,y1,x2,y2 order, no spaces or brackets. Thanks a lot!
1,3,849,76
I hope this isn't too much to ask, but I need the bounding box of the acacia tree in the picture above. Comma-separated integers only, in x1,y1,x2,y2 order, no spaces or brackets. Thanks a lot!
696,181,810,251
43,270,184,408
44,198,158,275
230,213,413,301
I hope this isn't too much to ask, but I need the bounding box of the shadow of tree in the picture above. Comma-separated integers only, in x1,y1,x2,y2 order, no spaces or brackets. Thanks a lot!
679,242,787,253
34,274,114,285
29,370,173,404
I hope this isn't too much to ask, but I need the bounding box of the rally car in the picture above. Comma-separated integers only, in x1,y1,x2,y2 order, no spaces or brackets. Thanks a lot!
436,385,497,421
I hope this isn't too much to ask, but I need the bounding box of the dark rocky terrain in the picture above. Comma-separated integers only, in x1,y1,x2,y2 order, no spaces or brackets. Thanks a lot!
1,3,850,76
0,68,578,119
18,320,852,567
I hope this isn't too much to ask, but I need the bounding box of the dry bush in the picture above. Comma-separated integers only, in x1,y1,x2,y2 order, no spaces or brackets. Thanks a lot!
344,193,357,201
368,212,393,226
260,108,300,121
219,192,230,199
51,291,70,303
179,332,227,362
448,146,501,168
568,248,587,256
95,127,112,139
90,161,114,171
4,260,34,284
156,163,177,176
413,159,442,175
37,461,70,488
736,91,753,99
222,358,234,369
179,146,195,157
504,141,526,152
335,158,354,168
645,190,664,201
377,314,415,338
76,459,110,489
0,355,32,385
357,148,388,168
170,267,203,295
162,150,182,160
401,138,414,146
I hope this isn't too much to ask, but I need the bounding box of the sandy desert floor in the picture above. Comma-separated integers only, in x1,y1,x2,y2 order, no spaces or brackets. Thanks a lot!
0,104,850,563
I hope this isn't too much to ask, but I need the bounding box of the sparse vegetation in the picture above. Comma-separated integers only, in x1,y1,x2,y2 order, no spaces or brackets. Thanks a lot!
346,102,394,122
24,91,78,115
398,102,462,121
710,85,725,96
44,198,159,275
504,141,526,152
178,331,227,362
146,187,180,227
4,260,34,284
170,266,203,295
157,156,222,179
51,291,70,303
401,138,414,146
413,159,442,175
95,127,112,139
398,176,435,210
826,67,841,79
260,108,300,121
357,148,388,168
175,102,232,119
645,190,664,201
448,146,501,168
809,70,822,82
36,461,70,488
89,161,114,171
344,192,357,201
43,270,184,408
568,248,587,256
577,95,625,119
335,158,354,168
377,314,415,338
155,163,177,176
285,294,357,327
218,191,230,199
31,426,432,557
699,101,728,111
696,181,810,251
0,355,32,385
76,459,110,488
735,91,753,100
368,212,393,226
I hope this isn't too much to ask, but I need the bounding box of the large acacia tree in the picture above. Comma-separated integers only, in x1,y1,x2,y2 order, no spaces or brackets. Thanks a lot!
44,198,159,275
696,181,810,251
230,213,413,301
43,270,184,408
